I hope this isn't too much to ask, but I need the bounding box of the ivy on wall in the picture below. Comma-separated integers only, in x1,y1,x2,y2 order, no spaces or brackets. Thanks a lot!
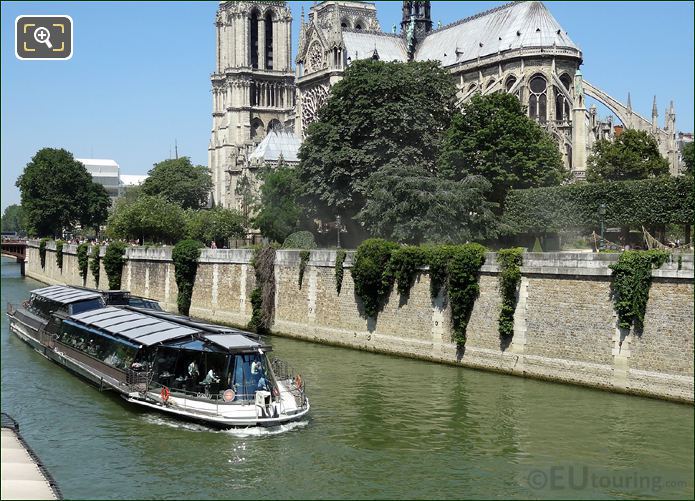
55,240,65,271
172,239,203,316
248,245,276,334
298,250,310,289
103,241,127,290
39,238,48,269
90,244,101,288
335,249,347,294
351,239,400,318
497,248,524,339
609,250,668,332
389,246,429,295
77,242,89,284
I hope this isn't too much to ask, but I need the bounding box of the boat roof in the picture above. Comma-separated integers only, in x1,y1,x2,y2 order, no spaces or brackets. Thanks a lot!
31,285,103,305
67,306,265,351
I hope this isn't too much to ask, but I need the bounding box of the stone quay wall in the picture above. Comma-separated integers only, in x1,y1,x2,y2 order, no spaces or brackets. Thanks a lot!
24,242,694,403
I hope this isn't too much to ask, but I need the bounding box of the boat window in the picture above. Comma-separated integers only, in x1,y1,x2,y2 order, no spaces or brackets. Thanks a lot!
57,321,138,370
70,298,105,315
153,348,228,396
232,353,274,402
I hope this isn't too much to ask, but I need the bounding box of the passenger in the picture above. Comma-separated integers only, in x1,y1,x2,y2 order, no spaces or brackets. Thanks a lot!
252,361,269,391
187,360,200,379
201,369,220,385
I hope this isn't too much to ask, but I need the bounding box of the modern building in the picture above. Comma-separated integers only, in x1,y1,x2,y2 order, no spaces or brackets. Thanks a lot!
209,1,684,209
76,158,121,201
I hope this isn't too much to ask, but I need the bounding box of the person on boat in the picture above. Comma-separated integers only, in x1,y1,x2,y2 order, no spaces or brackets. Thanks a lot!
201,369,220,385
251,361,269,392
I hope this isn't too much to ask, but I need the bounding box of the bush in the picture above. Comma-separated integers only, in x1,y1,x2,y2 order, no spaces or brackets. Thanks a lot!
55,240,65,271
103,241,127,290
503,176,693,233
497,248,524,338
298,250,310,289
352,239,400,318
283,231,316,249
610,250,668,332
335,249,347,294
172,239,203,316
90,244,101,287
388,246,429,295
77,242,89,283
39,238,48,269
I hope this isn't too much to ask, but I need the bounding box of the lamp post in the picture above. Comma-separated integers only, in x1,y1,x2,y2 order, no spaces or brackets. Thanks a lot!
598,203,607,251
336,215,342,249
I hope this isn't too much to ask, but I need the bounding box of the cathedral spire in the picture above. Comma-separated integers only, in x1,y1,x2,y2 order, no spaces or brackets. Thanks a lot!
400,1,432,38
652,95,658,131
626,92,632,112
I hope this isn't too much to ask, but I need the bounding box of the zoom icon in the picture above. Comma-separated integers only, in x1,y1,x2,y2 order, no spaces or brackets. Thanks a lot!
16,15,73,60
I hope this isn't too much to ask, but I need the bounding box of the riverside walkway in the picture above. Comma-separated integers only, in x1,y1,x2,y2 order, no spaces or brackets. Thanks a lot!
1,413,60,500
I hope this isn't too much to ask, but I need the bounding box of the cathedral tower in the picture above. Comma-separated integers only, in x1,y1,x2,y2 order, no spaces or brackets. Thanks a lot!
209,1,295,209
401,1,432,40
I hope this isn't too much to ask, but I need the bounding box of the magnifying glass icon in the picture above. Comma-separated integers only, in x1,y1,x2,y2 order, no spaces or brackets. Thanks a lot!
34,27,53,49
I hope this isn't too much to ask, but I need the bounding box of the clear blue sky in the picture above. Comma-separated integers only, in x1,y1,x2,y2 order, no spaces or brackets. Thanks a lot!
2,1,693,211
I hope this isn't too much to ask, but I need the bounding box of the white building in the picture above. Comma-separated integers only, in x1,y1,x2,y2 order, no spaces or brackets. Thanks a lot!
76,158,121,200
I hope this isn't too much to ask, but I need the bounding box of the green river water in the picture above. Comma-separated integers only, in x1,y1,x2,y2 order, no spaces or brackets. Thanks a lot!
1,257,693,499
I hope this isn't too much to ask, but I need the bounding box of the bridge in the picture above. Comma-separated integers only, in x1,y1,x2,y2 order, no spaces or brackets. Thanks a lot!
1,239,27,275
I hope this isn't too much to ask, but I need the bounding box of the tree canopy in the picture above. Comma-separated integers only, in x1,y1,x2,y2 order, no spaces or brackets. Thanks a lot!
682,141,693,175
141,157,212,210
253,164,305,243
16,148,110,237
586,129,669,182
107,194,186,244
79,182,111,235
1,205,26,234
297,59,458,227
438,93,565,207
186,207,245,247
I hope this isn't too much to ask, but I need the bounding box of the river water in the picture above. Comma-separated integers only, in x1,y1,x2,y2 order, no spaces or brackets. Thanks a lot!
1,257,693,499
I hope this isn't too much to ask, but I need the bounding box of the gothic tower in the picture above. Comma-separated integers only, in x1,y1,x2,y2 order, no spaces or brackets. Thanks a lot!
401,1,432,55
209,1,295,209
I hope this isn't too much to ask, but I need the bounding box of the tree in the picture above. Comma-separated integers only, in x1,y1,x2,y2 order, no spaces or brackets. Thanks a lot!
16,148,100,237
79,183,111,235
357,164,497,244
235,173,256,226
438,93,565,208
297,59,458,229
586,129,669,182
186,207,245,247
1,205,26,234
107,194,186,244
253,164,305,243
682,141,694,175
141,157,212,209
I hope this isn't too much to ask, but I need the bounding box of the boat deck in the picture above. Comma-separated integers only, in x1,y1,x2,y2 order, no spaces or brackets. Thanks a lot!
1,414,61,500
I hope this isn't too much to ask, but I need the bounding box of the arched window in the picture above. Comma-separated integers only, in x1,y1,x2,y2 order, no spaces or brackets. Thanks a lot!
340,18,350,29
267,119,282,133
264,11,273,70
486,78,496,90
251,118,265,139
468,83,477,93
528,74,547,123
354,19,364,30
250,10,259,68
559,73,572,91
505,75,517,92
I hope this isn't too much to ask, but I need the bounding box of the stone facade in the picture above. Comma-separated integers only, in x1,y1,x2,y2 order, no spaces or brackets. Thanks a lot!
24,242,694,403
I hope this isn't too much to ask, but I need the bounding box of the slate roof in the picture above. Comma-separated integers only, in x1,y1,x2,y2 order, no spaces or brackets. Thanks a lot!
249,130,302,164
342,31,408,62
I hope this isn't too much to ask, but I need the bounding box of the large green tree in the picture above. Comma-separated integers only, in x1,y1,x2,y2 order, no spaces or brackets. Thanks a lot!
16,148,108,237
586,129,669,182
297,59,458,229
79,183,111,235
107,194,186,244
1,205,26,234
186,207,245,248
141,157,212,209
253,163,305,243
357,164,497,244
682,141,694,175
438,93,565,207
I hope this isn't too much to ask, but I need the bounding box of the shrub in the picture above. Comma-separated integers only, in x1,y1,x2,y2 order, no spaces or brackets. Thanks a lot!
39,238,48,269
248,245,276,334
610,250,668,332
497,248,524,338
172,239,203,316
445,244,487,346
103,241,127,290
55,240,65,270
351,239,399,318
283,231,316,249
388,246,429,295
77,242,89,283
298,250,310,289
335,249,347,294
90,244,101,287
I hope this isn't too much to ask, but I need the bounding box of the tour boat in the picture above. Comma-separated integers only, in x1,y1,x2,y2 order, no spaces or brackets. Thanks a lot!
6,285,309,427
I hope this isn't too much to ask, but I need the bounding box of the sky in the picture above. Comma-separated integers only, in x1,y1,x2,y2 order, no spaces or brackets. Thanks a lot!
1,1,693,211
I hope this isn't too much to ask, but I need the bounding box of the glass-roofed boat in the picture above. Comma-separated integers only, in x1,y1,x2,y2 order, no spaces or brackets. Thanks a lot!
7,285,309,427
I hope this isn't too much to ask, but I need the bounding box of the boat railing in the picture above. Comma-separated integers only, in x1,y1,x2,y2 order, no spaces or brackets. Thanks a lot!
270,357,306,408
54,340,127,383
7,302,16,316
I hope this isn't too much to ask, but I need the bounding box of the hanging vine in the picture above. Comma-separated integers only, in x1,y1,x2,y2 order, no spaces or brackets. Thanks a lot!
609,250,668,332
497,248,524,339
39,238,48,269
172,239,203,316
103,241,127,290
55,240,65,271
444,244,487,347
351,239,399,318
77,242,90,284
298,250,310,289
388,246,429,295
335,249,347,294
248,245,276,334
90,244,101,288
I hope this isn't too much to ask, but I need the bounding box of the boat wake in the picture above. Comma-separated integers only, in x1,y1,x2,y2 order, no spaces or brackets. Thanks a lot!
140,413,309,436
140,413,216,432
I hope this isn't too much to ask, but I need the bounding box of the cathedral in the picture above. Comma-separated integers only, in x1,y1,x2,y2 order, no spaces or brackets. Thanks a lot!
209,1,682,209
